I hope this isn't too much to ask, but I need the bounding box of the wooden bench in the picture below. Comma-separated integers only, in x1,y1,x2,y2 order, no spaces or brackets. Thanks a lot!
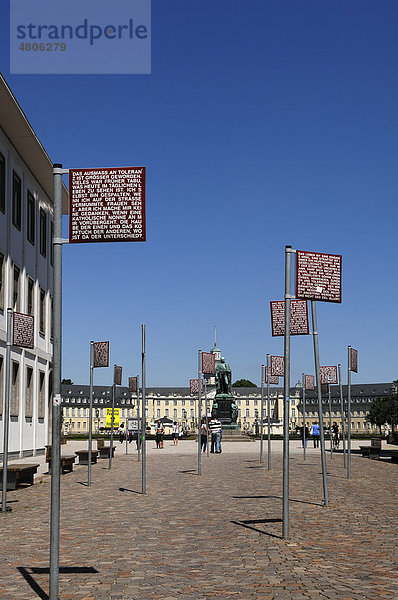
75,450,99,465
46,446,76,474
360,438,382,460
0,464,40,490
385,449,398,463
97,445,115,459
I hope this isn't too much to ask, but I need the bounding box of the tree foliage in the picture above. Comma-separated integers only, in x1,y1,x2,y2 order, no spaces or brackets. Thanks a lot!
232,379,256,388
366,394,398,432
61,378,74,385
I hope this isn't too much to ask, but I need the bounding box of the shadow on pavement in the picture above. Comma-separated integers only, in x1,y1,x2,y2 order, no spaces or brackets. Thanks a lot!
231,519,282,539
119,487,141,494
232,494,322,507
178,469,197,474
17,566,98,600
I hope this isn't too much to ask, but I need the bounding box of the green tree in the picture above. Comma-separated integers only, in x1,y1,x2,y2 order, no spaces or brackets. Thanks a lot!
366,394,398,433
61,378,74,385
232,379,256,388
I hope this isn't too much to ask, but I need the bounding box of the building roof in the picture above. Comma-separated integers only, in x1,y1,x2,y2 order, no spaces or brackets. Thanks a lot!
0,74,69,213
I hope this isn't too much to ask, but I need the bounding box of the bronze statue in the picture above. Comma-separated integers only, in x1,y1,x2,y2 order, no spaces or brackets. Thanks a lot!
215,358,232,396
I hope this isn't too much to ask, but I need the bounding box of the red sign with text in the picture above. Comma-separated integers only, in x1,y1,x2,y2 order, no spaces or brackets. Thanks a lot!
296,250,342,303
270,300,309,336
13,312,34,349
129,377,138,393
350,348,358,373
265,367,279,385
304,375,315,390
69,167,146,243
320,366,338,384
202,352,216,376
93,341,109,368
270,356,284,377
190,379,204,395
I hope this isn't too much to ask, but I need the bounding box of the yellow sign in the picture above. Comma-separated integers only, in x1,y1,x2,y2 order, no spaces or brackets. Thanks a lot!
106,408,120,428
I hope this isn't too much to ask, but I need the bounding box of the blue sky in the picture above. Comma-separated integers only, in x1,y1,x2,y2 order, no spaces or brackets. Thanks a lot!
1,0,397,386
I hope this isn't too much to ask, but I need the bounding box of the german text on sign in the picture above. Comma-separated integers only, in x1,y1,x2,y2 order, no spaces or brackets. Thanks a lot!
69,167,146,243
296,250,342,303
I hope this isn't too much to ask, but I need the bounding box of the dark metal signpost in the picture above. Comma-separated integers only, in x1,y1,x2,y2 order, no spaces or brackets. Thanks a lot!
129,376,140,460
88,340,109,485
320,366,338,458
295,248,342,513
109,365,123,470
202,352,215,459
347,346,358,479
302,374,315,461
50,163,146,600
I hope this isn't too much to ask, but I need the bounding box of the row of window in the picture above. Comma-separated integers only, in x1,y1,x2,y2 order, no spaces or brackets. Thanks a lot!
0,356,46,417
0,253,51,335
0,152,53,262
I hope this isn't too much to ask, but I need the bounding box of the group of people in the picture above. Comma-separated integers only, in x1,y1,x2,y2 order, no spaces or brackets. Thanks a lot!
300,421,341,449
154,420,181,448
201,415,222,453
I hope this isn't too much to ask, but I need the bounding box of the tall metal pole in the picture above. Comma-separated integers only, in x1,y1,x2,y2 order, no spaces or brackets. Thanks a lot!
328,384,333,458
109,378,115,470
197,350,202,476
260,364,265,463
311,301,329,506
88,341,94,485
338,364,346,468
137,376,141,462
1,309,12,512
49,163,64,600
302,373,306,461
141,325,146,494
204,377,209,457
347,346,352,480
282,245,292,539
266,354,271,470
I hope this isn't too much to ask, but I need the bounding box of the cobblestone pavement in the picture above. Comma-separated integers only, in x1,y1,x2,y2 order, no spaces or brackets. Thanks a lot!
1,445,397,600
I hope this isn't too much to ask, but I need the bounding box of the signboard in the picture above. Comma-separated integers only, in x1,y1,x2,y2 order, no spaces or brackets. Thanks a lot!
190,379,204,395
265,367,279,385
350,348,358,373
13,311,34,349
296,250,342,303
106,408,120,428
321,383,329,395
270,356,284,377
202,352,216,376
114,365,123,386
304,375,315,390
270,300,309,336
93,341,109,368
129,376,138,393
69,167,146,244
320,366,338,384
127,418,139,431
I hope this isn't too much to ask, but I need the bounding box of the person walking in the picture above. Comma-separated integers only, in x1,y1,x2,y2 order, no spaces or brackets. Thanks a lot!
332,421,340,449
200,417,207,453
118,423,125,443
172,421,180,446
300,424,309,448
209,415,222,453
310,422,320,448
216,422,223,453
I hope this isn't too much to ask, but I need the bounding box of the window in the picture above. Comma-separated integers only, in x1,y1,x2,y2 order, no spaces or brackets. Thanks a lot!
27,191,35,244
27,277,34,315
0,151,5,213
157,400,161,405
156,409,160,418
77,407,81,417
77,422,81,429
0,252,4,311
12,171,21,230
190,400,194,406
50,222,53,266
0,355,3,415
173,409,177,418
246,400,250,406
190,409,194,418
292,409,296,417
50,296,53,339
38,371,45,418
165,409,169,417
11,361,19,416
181,400,185,406
13,265,20,311
165,400,169,406
72,422,75,429
83,422,86,429
25,366,33,417
40,287,46,335
40,208,47,257
174,400,177,406
245,408,250,417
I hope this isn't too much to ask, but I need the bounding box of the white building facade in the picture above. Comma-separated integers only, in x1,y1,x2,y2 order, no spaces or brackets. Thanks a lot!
0,75,66,459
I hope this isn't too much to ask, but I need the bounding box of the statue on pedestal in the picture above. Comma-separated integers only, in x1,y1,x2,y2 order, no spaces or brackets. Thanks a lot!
212,357,238,426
